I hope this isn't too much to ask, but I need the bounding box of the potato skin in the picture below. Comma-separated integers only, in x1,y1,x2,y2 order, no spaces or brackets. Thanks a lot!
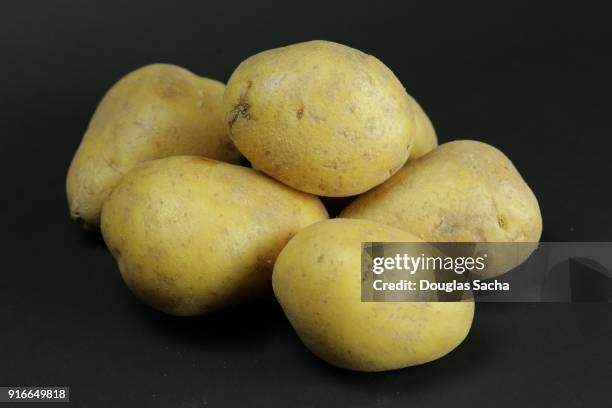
101,156,328,316
341,140,543,244
67,64,241,227
223,40,416,197
273,218,474,372
408,95,438,160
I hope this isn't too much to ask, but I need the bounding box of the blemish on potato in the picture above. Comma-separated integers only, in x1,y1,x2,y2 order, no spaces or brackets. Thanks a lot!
497,214,507,229
228,80,255,130
228,102,252,129
110,247,122,258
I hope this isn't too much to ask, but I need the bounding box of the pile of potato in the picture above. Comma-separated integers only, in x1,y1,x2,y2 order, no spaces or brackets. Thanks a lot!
66,40,542,372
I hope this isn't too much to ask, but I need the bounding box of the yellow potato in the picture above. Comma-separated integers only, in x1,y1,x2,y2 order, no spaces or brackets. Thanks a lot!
223,40,416,197
101,156,328,316
341,140,542,276
273,218,474,372
67,63,241,227
408,95,438,160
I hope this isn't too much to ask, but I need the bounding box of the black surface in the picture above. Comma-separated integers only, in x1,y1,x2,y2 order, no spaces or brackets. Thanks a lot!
1,1,611,407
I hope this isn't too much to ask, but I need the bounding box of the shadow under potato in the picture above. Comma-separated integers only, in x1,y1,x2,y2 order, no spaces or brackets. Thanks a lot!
73,220,106,248
139,297,288,349
321,195,358,218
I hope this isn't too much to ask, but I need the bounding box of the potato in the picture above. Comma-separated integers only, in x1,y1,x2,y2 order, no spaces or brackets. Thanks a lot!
222,40,416,197
101,156,328,316
67,64,241,227
340,140,542,276
273,218,474,372
341,140,542,242
408,95,438,160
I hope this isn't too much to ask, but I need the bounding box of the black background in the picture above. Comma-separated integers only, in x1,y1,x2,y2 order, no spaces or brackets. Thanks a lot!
1,1,611,407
